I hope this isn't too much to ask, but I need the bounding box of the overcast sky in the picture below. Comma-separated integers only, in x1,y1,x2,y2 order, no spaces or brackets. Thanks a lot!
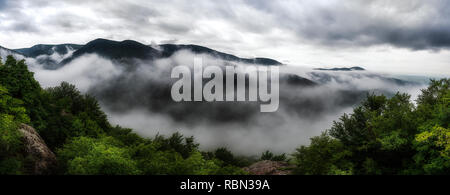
0,0,449,75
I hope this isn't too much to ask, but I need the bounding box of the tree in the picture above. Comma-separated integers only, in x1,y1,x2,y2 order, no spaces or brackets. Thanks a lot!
293,79,449,175
260,151,274,161
0,85,30,174
40,82,112,149
293,133,352,175
131,140,245,175
414,126,450,174
0,56,47,131
0,56,248,175
260,150,287,161
152,132,199,159
327,92,417,174
214,147,237,166
57,136,140,175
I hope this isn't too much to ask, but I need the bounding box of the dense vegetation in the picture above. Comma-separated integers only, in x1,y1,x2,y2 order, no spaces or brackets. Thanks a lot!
293,79,449,175
0,55,448,175
0,56,246,175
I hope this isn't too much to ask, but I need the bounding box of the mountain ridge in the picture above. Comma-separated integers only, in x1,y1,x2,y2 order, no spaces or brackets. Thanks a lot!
7,38,283,67
159,44,282,65
14,44,83,58
59,38,161,65
314,66,365,71
0,46,27,61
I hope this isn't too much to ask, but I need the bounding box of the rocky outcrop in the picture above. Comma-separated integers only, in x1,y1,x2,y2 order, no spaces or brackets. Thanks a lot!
18,124,56,174
244,160,295,175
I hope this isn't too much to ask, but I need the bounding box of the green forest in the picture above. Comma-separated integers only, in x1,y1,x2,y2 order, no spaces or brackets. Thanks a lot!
0,55,448,175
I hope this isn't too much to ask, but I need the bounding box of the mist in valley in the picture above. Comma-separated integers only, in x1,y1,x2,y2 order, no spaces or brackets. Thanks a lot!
4,49,428,155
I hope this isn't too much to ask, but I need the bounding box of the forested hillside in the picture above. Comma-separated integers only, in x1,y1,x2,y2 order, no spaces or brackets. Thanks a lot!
0,55,448,175
293,79,449,175
0,56,247,175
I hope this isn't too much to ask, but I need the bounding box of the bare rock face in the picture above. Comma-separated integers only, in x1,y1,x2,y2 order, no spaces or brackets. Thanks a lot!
244,160,294,175
18,124,56,174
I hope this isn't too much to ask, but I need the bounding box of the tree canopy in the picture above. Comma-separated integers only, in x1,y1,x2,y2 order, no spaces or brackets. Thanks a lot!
293,79,449,175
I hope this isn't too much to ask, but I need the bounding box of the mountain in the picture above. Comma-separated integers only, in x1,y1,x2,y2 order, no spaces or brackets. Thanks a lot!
308,71,417,86
281,74,318,87
5,38,283,68
60,39,161,65
314,66,365,71
159,44,282,66
14,44,83,58
60,39,282,66
60,38,283,66
0,46,27,61
13,44,82,69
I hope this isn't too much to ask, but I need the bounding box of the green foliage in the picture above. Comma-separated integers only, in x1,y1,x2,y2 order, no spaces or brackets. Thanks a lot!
131,136,245,175
152,132,199,159
413,126,450,174
213,148,236,166
0,56,47,130
0,114,22,154
39,82,112,149
108,126,145,146
0,56,248,175
0,86,30,124
0,158,23,175
260,150,274,160
293,133,352,175
260,150,287,162
294,79,450,175
206,147,255,168
57,136,140,175
0,113,24,175
328,92,418,174
0,85,30,174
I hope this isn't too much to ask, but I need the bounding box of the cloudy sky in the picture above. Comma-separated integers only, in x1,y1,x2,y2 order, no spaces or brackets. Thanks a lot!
0,0,449,75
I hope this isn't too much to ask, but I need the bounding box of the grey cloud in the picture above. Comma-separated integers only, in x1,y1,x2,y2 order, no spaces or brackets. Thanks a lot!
43,13,95,32
0,1,41,33
98,2,160,25
160,39,179,44
0,0,6,10
10,21,39,32
244,0,450,50
153,21,192,35
0,0,450,50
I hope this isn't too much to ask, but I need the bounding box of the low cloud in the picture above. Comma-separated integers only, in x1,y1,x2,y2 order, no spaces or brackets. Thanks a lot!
26,51,427,155
31,54,124,91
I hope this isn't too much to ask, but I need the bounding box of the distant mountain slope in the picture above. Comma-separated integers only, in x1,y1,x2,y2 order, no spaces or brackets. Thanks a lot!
14,44,83,58
159,44,282,66
13,44,83,69
308,72,417,86
3,38,283,68
280,74,318,87
314,66,365,71
60,39,161,65
60,39,282,66
0,46,26,61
